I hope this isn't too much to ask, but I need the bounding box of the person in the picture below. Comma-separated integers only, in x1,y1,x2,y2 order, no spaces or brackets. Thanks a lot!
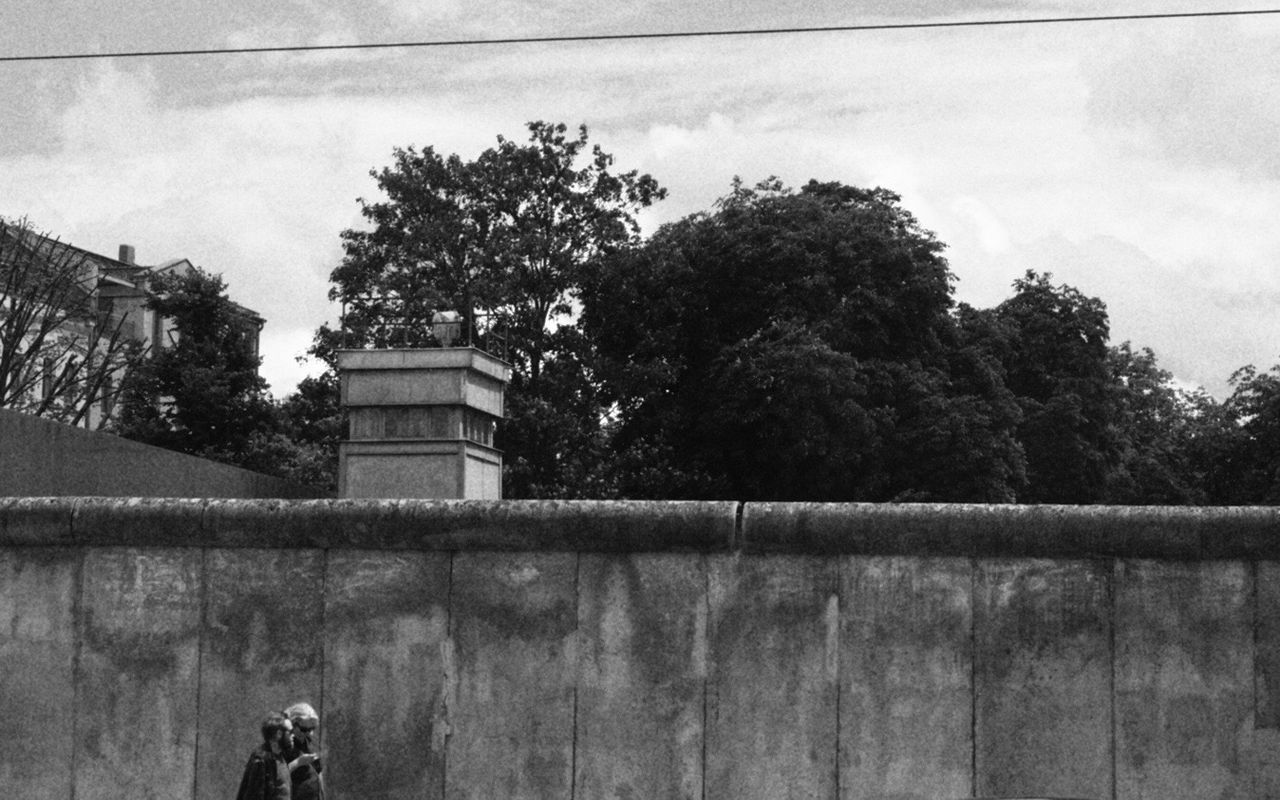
235,711,293,800
283,701,324,800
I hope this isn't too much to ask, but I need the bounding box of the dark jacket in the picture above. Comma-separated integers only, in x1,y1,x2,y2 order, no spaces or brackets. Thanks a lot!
235,745,290,800
285,731,324,800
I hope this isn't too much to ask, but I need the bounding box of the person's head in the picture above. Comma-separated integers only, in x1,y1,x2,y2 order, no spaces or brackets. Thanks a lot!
261,711,292,749
284,702,319,738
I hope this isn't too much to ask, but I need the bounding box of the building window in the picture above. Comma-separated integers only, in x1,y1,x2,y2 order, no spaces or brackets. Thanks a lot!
464,409,495,447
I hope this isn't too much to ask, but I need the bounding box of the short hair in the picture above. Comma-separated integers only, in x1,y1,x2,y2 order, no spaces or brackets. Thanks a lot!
284,702,319,725
261,711,290,743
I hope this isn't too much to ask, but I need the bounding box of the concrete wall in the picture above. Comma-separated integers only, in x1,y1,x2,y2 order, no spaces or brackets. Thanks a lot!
3,499,1280,800
0,408,321,498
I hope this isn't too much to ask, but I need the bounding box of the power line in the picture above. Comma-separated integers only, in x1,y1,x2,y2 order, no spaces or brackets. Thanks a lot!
3,8,1280,63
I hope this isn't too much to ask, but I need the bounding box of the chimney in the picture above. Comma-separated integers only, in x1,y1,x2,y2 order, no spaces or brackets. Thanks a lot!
118,244,135,265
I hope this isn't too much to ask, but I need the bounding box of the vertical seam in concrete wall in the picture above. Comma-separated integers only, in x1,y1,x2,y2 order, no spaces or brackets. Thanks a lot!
969,556,977,799
68,497,81,545
733,502,744,552
192,547,209,800
193,499,210,800
68,543,85,800
569,550,581,800
1108,558,1118,800
1253,559,1260,732
700,552,709,800
442,551,455,800
318,548,329,751
1251,558,1260,800
65,497,78,542
833,559,841,800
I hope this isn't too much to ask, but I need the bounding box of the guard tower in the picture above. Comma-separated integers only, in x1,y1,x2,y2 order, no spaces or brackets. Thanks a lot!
336,346,510,499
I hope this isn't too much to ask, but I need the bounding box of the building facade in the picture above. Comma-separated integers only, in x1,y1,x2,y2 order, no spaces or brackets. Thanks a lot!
0,220,263,429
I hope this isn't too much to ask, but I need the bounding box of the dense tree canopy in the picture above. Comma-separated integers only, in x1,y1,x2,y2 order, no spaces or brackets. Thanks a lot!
1104,342,1211,505
318,121,663,370
1201,364,1280,504
113,268,336,489
115,268,275,458
314,121,664,497
583,178,1025,501
961,271,1121,503
294,123,1280,504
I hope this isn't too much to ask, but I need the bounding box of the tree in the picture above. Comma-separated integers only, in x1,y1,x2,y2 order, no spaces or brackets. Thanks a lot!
273,373,343,492
500,327,617,498
969,271,1120,504
0,218,142,426
114,267,277,462
1196,363,1280,504
583,178,1025,501
315,121,665,497
320,121,664,376
1104,342,1209,504
694,321,894,500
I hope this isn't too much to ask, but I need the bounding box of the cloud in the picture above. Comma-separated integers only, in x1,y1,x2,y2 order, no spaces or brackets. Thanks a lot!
3,64,364,394
949,196,1011,255
1086,16,1280,180
4,60,681,395
9,1,1280,405
970,233,1280,399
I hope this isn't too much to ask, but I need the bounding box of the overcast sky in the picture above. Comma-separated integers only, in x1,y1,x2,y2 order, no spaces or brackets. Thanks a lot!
3,0,1279,399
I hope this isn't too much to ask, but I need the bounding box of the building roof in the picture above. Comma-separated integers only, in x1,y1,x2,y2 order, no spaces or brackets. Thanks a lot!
0,219,264,323
1,221,141,278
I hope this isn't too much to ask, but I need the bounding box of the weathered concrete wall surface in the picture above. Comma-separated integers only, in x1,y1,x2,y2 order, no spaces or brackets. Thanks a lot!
0,407,321,498
4,499,1280,800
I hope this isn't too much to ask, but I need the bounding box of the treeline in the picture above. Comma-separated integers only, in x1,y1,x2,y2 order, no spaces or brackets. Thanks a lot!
119,123,1280,503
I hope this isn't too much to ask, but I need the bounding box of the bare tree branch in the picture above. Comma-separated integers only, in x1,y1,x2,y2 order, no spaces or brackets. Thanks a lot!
0,217,146,425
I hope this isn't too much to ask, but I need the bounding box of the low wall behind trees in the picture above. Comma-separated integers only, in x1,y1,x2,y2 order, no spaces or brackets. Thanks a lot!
0,408,321,498
3,499,1280,800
